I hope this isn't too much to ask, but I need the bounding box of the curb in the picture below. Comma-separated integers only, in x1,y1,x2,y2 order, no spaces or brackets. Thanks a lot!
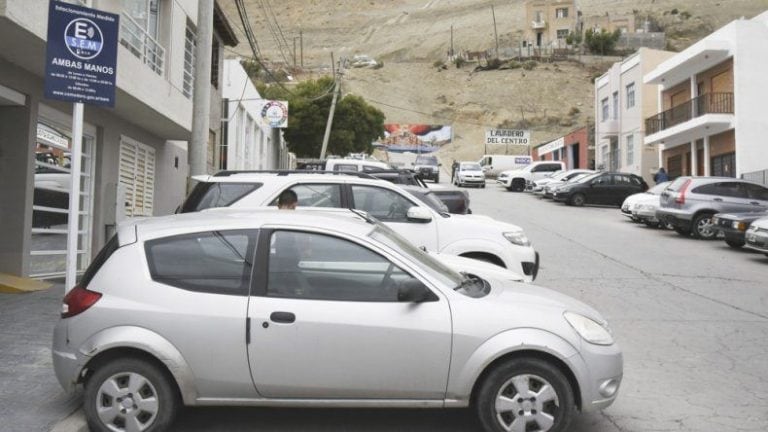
50,409,88,432
0,273,52,293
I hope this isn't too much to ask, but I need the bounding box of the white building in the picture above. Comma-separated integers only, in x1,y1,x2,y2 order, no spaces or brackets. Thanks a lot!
643,11,768,180
594,48,675,184
221,59,281,170
0,0,237,279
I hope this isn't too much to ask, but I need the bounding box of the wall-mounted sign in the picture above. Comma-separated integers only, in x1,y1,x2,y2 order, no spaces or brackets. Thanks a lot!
260,100,289,128
485,129,531,146
537,137,565,157
44,1,119,107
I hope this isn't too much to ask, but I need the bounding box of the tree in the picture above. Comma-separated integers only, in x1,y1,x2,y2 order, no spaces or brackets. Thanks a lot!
262,77,385,158
584,29,621,55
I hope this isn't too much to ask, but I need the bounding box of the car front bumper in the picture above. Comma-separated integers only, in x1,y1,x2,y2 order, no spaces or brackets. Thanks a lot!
745,228,768,253
574,340,624,412
656,209,691,229
633,207,659,223
458,177,485,185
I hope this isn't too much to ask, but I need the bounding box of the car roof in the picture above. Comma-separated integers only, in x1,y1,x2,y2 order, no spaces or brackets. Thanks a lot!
119,208,376,242
192,171,393,184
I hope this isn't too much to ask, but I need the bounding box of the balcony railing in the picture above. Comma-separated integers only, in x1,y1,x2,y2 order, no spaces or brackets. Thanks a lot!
531,20,547,29
645,92,734,135
120,13,165,76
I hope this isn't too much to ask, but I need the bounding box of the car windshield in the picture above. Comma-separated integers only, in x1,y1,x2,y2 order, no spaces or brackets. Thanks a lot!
415,156,438,165
369,223,463,289
648,181,671,194
407,189,449,214
461,163,482,171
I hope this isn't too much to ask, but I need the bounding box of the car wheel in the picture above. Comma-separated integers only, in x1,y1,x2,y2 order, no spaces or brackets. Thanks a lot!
725,239,745,248
674,226,691,237
691,213,717,240
481,184,486,188
84,357,178,432
644,221,661,228
435,175,440,183
475,357,574,432
512,180,525,192
569,194,585,207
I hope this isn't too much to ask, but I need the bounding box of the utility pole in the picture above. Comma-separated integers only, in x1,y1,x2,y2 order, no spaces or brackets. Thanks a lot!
293,36,297,70
189,0,215,179
450,24,454,58
320,54,342,160
300,29,304,68
491,4,499,59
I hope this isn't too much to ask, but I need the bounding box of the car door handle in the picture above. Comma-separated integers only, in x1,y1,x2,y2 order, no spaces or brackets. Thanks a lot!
270,311,296,324
713,198,723,202
751,201,761,205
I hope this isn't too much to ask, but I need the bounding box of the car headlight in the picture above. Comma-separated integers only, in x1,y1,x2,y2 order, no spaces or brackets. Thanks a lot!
503,231,531,247
732,221,747,231
563,311,614,345
747,224,758,232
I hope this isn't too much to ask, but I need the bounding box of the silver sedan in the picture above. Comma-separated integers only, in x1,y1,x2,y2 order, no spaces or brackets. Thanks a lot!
53,208,622,432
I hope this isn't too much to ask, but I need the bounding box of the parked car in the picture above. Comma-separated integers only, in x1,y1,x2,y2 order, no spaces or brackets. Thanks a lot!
631,194,669,228
54,208,622,432
533,169,594,195
180,171,539,280
428,184,472,214
657,177,768,239
744,217,768,256
553,172,649,207
542,172,593,199
412,154,441,183
325,158,390,172
621,181,671,221
712,210,768,248
454,162,486,188
497,161,565,192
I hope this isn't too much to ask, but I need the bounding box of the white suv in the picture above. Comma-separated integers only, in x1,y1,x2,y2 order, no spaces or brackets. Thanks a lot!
180,171,540,280
497,161,566,192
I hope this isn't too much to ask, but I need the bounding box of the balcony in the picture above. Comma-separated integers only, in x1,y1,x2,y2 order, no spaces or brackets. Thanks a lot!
644,92,734,147
531,20,547,29
646,92,733,134
120,13,165,76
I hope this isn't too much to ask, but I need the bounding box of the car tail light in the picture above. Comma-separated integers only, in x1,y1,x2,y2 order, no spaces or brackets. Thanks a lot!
675,179,692,205
61,285,102,318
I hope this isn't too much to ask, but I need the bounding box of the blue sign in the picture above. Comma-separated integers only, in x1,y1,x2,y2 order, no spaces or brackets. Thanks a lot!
44,1,119,107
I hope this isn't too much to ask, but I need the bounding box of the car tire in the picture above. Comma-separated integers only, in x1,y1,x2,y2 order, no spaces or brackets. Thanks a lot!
475,357,575,432
435,175,440,183
569,194,585,207
725,239,745,248
512,179,525,192
691,213,717,240
84,357,179,432
644,221,661,228
482,184,486,188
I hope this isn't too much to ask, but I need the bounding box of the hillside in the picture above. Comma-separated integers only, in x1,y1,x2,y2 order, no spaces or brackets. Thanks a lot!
228,0,767,161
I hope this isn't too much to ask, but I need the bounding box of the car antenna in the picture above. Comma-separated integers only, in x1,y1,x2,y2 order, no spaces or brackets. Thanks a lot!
349,208,376,224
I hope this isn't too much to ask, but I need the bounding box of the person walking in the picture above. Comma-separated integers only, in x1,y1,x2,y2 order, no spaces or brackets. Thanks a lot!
451,160,459,183
653,167,669,184
277,189,298,209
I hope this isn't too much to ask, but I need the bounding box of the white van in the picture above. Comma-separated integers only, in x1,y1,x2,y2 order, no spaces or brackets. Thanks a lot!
325,158,390,172
478,155,532,178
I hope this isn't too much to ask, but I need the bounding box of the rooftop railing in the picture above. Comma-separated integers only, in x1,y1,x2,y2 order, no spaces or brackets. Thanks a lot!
645,92,733,135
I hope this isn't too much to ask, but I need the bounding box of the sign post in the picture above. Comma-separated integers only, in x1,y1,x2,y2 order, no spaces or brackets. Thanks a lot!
44,1,119,291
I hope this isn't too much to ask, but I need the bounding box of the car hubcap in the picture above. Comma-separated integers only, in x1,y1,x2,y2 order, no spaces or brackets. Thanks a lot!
697,217,714,238
495,374,559,432
96,372,159,432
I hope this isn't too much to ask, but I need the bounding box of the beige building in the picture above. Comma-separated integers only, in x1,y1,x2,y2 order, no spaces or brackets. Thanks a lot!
524,0,580,48
594,48,676,184
583,13,636,35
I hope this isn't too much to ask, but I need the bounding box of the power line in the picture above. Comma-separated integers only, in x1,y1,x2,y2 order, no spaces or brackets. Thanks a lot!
258,0,291,65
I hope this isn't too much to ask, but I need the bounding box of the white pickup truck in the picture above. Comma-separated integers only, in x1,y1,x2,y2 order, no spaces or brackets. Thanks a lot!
497,161,565,192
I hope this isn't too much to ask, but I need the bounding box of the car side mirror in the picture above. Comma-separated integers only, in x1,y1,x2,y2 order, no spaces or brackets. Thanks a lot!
407,206,433,223
397,278,437,302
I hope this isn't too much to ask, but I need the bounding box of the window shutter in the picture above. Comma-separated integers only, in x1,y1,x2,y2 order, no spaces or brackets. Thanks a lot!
119,137,156,217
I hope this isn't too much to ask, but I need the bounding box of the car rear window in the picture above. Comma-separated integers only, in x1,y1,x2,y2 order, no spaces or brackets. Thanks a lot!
180,182,262,213
666,177,690,192
80,234,120,288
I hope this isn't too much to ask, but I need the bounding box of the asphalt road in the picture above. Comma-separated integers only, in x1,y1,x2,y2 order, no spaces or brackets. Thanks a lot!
52,179,768,432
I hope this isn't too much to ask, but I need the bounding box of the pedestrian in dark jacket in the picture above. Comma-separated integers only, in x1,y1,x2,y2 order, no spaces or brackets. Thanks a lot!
654,167,669,184
451,160,458,182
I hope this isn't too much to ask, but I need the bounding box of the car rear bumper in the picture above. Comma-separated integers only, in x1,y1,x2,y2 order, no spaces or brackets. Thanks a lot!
52,320,85,393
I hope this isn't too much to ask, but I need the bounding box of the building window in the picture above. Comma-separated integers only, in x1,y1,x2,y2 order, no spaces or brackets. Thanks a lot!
555,7,568,18
612,91,619,119
626,135,634,165
121,0,164,75
556,29,569,39
711,153,736,178
601,98,609,121
626,82,635,109
211,38,220,88
183,20,196,98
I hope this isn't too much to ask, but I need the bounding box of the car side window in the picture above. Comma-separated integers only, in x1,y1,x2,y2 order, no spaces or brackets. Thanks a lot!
545,164,562,172
614,175,632,185
744,184,768,201
269,184,342,208
145,230,256,295
267,230,413,302
592,175,610,185
713,182,746,198
351,185,416,222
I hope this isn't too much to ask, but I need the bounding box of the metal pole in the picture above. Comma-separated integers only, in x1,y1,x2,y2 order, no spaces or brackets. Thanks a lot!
189,0,215,179
293,36,297,70
65,102,84,291
300,29,304,68
492,5,499,58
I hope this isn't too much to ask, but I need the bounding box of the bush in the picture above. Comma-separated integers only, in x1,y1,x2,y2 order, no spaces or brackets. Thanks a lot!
433,60,445,68
584,28,621,55
487,58,502,69
670,8,679,15
568,106,580,116
454,57,466,68
522,60,537,71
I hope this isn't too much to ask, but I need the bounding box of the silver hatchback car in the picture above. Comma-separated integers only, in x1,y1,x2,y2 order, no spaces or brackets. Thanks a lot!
53,209,622,432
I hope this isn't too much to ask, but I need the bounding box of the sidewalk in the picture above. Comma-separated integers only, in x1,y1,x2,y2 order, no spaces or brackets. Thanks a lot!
0,283,82,432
